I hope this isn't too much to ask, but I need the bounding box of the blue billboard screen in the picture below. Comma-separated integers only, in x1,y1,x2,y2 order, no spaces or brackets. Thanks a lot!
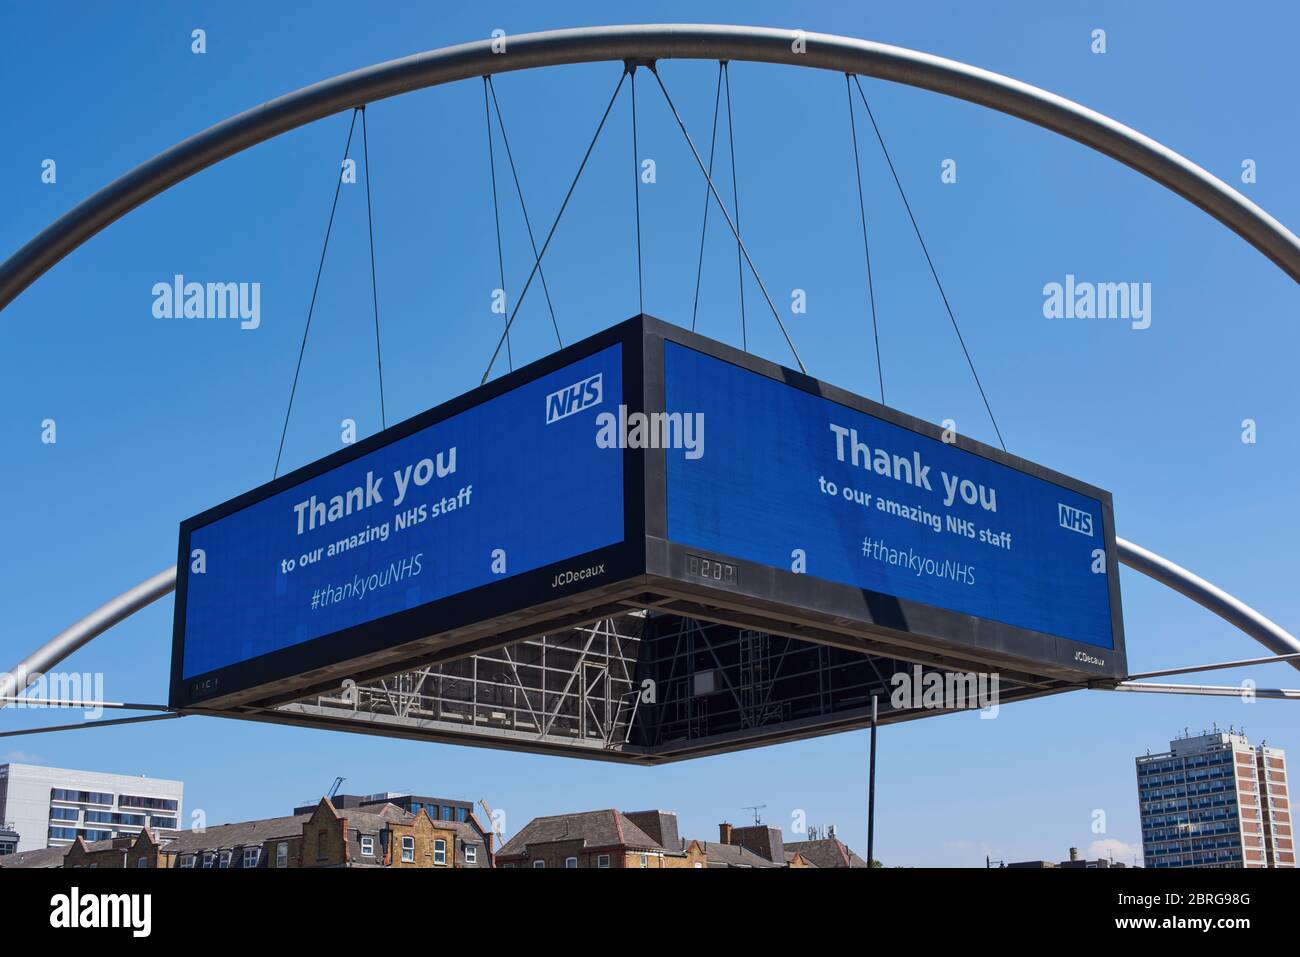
181,344,624,679
664,342,1114,650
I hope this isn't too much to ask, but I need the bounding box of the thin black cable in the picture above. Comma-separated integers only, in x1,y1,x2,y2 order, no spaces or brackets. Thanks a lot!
274,108,359,478
723,62,746,351
486,76,562,348
360,106,387,429
483,77,512,372
630,65,644,314
691,63,724,332
845,75,885,405
481,71,628,384
652,67,806,374
852,75,1005,450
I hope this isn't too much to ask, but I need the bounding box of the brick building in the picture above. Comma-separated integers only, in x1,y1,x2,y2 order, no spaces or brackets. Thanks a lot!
498,809,825,868
1,795,491,869
496,809,701,867
782,835,868,868
706,821,821,867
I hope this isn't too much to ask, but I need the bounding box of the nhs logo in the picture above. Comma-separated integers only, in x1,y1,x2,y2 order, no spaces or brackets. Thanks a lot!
545,373,603,424
1058,503,1094,537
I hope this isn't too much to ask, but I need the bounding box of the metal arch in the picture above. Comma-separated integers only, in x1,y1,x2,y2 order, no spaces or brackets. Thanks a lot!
1115,538,1300,665
3,23,1300,311
0,566,176,705
2,26,1299,701
3,538,1299,712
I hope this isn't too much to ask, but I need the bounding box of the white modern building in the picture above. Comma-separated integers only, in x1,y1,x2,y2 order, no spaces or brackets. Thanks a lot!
0,763,184,852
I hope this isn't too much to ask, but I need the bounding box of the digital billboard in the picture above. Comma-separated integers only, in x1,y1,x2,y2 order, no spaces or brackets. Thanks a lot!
170,334,640,710
663,342,1112,649
174,315,1125,722
646,322,1125,682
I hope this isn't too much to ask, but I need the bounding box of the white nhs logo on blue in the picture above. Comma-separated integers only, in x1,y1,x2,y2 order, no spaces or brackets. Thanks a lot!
545,372,603,423
1058,503,1094,537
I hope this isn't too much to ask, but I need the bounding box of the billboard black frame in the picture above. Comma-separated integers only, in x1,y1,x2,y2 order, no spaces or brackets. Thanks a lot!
172,313,1126,719
169,321,649,711
637,316,1128,685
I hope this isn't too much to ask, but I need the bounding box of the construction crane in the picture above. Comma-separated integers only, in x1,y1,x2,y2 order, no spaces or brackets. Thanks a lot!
327,776,345,800
478,798,506,841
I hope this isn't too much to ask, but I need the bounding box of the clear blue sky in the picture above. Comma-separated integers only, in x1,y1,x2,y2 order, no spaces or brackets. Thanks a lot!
2,1,1297,867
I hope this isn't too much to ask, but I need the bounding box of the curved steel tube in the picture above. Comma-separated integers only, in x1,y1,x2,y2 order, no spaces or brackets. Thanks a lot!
3,537,1297,711
0,566,177,706
3,23,1300,311
1115,538,1300,669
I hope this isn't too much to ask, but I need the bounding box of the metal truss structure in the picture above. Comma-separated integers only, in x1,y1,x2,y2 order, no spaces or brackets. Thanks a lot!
262,611,1055,763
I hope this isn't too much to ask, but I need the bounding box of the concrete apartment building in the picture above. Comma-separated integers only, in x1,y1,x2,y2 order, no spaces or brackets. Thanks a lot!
1137,729,1294,868
0,795,492,868
0,762,183,852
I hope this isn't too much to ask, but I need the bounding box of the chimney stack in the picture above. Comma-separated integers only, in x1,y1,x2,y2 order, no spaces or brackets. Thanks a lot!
719,822,733,845
1069,847,1079,862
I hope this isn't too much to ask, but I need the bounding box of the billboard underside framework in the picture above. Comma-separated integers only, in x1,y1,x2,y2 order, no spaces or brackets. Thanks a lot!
172,315,1126,762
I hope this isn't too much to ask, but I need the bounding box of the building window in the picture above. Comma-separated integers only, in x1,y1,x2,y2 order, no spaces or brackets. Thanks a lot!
119,795,179,812
50,788,113,806
639,853,649,868
137,857,149,868
360,835,375,857
533,859,545,868
180,855,196,868
218,850,232,869
465,845,477,865
565,856,578,868
202,852,215,869
276,843,288,868
434,839,447,866
401,836,414,863
597,854,610,868
243,847,260,868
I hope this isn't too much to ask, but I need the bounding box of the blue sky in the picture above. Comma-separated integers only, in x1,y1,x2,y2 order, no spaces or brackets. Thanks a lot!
2,1,1298,867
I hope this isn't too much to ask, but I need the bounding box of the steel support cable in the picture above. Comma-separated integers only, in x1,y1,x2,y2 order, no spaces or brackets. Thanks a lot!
273,108,360,478
486,76,563,348
851,75,1005,450
630,64,645,314
0,712,185,739
481,70,628,385
483,77,512,372
845,74,886,404
722,62,747,351
690,63,725,332
651,67,806,374
360,106,387,429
